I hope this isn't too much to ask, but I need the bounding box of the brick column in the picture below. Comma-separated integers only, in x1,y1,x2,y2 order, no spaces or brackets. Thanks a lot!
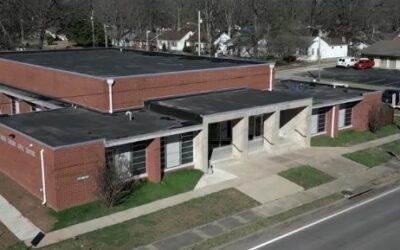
146,138,162,183
326,105,339,138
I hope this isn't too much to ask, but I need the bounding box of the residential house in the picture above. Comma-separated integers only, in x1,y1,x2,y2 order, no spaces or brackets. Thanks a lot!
214,33,232,56
295,36,348,61
157,28,194,51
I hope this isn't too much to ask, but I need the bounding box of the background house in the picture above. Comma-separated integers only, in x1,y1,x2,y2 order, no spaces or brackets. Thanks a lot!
157,24,196,52
295,36,348,61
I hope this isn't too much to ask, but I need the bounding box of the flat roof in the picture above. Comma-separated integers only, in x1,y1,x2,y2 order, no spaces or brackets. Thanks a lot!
274,80,372,107
0,108,199,148
147,88,310,121
0,48,264,78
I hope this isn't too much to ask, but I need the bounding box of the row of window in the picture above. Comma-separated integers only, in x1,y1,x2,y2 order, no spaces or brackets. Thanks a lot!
105,132,195,182
310,105,354,135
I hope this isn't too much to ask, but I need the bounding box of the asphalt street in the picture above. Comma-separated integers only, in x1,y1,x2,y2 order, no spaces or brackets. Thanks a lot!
224,187,400,250
298,67,400,88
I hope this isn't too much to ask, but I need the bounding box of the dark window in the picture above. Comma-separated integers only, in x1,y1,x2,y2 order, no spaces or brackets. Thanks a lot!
161,132,194,168
312,108,327,133
105,141,149,181
249,115,265,140
344,108,352,127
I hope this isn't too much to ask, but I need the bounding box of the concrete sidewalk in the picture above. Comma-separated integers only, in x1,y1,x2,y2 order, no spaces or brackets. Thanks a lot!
0,195,41,241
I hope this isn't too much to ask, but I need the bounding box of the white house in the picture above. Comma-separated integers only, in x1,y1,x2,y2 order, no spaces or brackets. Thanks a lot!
296,36,348,61
214,33,232,56
157,30,194,51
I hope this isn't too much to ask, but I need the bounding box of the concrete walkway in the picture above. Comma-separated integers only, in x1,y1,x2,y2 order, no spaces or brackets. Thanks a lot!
0,195,41,241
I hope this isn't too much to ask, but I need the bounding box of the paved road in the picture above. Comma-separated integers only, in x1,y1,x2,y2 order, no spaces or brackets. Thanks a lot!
227,187,400,250
297,67,400,88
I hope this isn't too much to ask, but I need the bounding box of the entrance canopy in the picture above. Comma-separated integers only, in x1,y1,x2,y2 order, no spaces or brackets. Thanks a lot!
146,88,311,123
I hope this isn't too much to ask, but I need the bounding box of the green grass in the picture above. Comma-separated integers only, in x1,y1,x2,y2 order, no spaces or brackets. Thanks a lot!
311,118,400,147
344,148,392,168
51,169,203,230
41,189,259,250
279,165,335,189
189,193,343,250
344,139,400,168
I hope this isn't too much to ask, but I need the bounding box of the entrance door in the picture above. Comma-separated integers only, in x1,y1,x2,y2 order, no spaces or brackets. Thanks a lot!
165,135,181,168
249,115,264,140
209,121,233,152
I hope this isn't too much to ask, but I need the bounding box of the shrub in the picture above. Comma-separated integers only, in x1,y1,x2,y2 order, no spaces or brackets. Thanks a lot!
369,104,394,133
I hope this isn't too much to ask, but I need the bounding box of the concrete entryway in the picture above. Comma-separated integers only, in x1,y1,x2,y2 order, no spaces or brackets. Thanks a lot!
237,175,304,203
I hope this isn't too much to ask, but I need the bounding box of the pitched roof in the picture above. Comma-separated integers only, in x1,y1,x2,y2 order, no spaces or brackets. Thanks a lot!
363,40,400,57
158,30,192,41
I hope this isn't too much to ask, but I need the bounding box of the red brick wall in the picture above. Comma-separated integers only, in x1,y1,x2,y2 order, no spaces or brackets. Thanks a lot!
113,65,272,110
353,92,383,131
0,59,109,111
146,138,161,183
0,125,51,203
0,93,10,114
0,123,106,211
0,60,272,112
52,142,105,210
19,101,31,114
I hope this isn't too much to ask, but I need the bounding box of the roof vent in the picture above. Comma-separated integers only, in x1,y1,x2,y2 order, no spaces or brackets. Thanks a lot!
160,116,175,121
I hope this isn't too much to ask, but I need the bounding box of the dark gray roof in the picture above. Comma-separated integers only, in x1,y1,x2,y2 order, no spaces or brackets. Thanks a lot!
274,80,372,107
146,88,309,122
0,48,263,77
363,40,400,58
0,108,199,147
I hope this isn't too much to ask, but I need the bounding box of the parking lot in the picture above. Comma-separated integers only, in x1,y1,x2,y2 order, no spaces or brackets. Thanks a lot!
298,67,400,88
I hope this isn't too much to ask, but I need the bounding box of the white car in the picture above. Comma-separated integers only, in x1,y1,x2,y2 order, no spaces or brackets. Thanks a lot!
336,57,358,68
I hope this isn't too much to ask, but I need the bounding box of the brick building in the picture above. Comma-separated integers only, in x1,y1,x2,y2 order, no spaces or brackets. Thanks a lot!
0,48,389,211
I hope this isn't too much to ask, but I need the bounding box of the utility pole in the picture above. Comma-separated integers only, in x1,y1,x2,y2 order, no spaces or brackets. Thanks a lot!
104,24,108,48
20,19,24,47
177,8,181,31
91,9,95,47
146,30,151,51
317,28,322,82
198,11,202,56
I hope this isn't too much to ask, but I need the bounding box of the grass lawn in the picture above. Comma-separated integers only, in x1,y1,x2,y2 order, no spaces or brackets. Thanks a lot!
344,140,400,168
311,117,400,147
51,169,203,230
279,165,335,190
41,189,259,250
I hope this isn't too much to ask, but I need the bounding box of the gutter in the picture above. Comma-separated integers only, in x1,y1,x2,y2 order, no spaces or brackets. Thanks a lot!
269,64,275,91
106,78,115,114
40,149,47,205
331,106,336,138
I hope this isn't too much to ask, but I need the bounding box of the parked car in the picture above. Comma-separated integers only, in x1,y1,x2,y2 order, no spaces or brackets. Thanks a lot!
354,58,375,70
382,89,400,106
336,57,358,68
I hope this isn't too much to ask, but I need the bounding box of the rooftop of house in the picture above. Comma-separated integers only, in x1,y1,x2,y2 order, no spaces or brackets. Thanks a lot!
0,107,200,147
362,39,400,58
0,48,263,78
146,88,310,122
274,80,373,107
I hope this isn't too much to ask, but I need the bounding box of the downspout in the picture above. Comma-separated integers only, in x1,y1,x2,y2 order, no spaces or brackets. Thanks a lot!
331,106,336,138
106,78,115,114
40,149,47,205
268,64,275,91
